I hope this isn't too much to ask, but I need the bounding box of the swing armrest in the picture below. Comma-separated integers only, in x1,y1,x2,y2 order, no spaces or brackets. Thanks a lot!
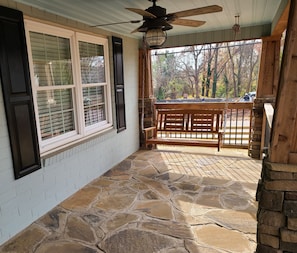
144,126,157,137
144,126,157,148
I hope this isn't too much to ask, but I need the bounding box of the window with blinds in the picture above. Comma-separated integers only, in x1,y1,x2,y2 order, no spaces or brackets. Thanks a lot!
83,86,106,127
79,41,105,84
26,21,112,153
79,41,106,127
30,32,75,141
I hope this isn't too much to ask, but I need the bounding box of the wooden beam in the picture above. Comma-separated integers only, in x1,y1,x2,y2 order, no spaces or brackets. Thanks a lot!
272,0,290,36
270,0,297,164
138,49,152,98
257,37,281,98
262,35,282,42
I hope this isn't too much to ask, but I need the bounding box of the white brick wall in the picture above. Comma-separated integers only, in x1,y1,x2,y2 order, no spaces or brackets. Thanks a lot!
0,3,139,244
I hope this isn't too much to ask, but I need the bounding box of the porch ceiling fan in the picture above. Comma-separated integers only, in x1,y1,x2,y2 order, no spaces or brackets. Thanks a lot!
93,0,223,48
127,0,223,33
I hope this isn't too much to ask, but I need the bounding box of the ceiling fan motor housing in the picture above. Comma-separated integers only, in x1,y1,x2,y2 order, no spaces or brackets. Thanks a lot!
138,19,172,32
145,5,166,18
139,5,172,32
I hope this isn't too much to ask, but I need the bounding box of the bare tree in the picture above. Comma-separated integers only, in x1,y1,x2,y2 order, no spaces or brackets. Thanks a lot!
202,44,215,97
152,52,179,99
245,41,261,93
212,44,219,98
178,45,204,98
226,43,241,97
151,40,262,100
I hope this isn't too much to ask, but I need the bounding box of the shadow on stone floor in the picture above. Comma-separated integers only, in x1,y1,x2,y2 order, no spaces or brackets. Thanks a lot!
0,148,262,253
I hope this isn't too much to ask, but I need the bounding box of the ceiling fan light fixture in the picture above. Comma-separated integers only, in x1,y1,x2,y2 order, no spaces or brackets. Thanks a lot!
144,28,167,49
232,15,240,34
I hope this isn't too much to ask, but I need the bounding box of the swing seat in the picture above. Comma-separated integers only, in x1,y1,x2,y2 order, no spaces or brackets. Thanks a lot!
144,109,224,151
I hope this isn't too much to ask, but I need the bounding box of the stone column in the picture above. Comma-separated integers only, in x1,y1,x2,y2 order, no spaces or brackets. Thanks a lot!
256,159,297,252
249,98,275,159
139,97,155,147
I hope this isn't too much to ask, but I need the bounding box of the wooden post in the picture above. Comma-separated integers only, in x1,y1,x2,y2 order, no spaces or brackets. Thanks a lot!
250,0,290,159
138,48,155,147
138,48,152,99
270,0,297,164
249,36,281,159
257,36,281,98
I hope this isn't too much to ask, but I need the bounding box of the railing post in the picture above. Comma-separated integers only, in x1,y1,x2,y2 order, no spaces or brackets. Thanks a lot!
260,103,274,157
260,108,267,156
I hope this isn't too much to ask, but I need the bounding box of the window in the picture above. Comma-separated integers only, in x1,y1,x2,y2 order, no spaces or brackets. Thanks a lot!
25,21,112,154
78,39,106,128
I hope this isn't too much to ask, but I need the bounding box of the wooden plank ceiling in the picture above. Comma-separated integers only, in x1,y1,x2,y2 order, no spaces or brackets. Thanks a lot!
13,0,287,41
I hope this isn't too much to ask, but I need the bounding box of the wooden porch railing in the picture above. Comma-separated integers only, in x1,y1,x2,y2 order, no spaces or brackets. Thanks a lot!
260,103,274,156
154,102,254,149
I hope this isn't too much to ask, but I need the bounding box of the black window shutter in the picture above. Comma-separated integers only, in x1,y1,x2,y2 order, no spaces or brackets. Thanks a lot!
0,6,41,179
112,36,126,132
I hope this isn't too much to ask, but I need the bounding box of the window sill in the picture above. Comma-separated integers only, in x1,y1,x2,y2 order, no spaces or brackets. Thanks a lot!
40,126,115,160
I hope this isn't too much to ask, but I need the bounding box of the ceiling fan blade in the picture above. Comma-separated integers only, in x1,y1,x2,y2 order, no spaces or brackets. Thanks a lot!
126,8,156,18
170,5,223,18
170,19,206,27
91,20,141,27
131,27,140,33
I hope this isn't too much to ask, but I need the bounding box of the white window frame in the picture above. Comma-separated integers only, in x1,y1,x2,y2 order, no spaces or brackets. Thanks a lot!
25,20,113,155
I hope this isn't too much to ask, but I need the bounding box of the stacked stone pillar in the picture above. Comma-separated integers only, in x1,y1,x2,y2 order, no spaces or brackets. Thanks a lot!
138,98,155,147
256,159,297,252
249,98,275,159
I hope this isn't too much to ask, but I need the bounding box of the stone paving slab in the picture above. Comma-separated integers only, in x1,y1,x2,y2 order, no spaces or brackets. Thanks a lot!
0,148,262,253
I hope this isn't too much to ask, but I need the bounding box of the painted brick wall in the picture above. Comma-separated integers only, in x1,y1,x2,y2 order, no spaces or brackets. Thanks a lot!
0,1,139,245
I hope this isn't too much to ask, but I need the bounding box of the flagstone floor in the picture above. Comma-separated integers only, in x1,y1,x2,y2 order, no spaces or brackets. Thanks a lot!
0,147,262,253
